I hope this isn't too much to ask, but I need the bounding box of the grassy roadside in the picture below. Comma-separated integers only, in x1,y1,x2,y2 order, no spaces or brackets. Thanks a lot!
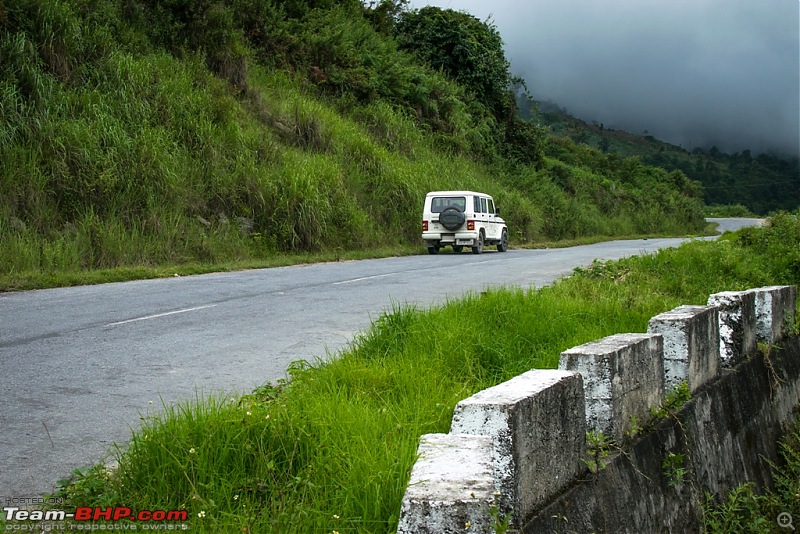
34,212,798,533
0,224,722,292
0,245,422,292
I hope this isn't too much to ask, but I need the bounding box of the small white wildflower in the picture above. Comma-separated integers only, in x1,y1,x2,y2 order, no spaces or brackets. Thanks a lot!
189,447,196,454
246,411,252,416
197,511,206,518
233,495,239,501
332,514,339,519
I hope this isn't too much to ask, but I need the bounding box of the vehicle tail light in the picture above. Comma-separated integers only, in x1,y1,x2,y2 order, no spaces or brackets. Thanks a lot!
422,220,428,231
467,220,475,231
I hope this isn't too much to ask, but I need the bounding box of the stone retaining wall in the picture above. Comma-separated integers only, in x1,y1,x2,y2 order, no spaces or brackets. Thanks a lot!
397,286,797,533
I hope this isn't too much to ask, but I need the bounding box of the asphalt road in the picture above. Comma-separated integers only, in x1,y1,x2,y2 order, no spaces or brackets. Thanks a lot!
0,218,762,499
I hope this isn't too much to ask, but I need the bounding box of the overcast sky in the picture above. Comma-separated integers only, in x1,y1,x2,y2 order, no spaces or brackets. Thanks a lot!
415,0,800,157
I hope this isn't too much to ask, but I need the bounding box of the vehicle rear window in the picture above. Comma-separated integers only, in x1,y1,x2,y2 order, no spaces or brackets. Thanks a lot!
430,196,466,213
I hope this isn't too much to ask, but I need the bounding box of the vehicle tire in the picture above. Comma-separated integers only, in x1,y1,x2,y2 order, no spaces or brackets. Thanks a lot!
427,245,440,255
497,229,508,252
452,245,464,253
471,231,484,254
439,207,466,231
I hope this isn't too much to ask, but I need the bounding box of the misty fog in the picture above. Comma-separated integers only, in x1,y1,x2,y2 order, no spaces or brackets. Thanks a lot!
417,0,800,157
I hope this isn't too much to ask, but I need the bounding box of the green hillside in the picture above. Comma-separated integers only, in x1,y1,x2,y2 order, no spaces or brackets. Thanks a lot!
1,0,706,287
531,102,800,215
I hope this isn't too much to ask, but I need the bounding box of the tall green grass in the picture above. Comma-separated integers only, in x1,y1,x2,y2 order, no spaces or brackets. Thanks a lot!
51,214,800,533
1,0,707,290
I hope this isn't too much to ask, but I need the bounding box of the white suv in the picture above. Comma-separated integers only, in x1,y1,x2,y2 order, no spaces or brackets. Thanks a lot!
421,191,509,254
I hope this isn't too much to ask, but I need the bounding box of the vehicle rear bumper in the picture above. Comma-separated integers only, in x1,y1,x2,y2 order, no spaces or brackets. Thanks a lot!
422,231,478,245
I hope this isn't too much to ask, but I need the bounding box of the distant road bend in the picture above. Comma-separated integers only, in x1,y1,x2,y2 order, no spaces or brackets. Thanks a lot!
0,218,763,499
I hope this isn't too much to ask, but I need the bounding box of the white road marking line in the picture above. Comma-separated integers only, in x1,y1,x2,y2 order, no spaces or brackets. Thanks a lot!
333,272,399,285
104,305,217,327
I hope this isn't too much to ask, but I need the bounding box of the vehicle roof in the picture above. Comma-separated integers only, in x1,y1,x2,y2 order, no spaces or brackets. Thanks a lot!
425,191,491,197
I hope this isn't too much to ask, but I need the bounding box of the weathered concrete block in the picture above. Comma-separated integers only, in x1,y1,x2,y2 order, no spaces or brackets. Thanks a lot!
648,305,720,393
524,336,800,534
450,370,585,527
749,286,797,344
559,334,664,442
397,433,497,534
708,290,757,367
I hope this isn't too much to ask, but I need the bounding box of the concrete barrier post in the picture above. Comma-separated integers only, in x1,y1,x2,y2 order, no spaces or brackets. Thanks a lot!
397,433,497,534
749,286,797,344
559,334,664,442
648,305,720,393
450,370,585,527
708,290,757,366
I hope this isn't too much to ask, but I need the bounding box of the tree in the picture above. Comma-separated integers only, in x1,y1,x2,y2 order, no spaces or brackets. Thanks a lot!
363,0,409,35
394,7,512,121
